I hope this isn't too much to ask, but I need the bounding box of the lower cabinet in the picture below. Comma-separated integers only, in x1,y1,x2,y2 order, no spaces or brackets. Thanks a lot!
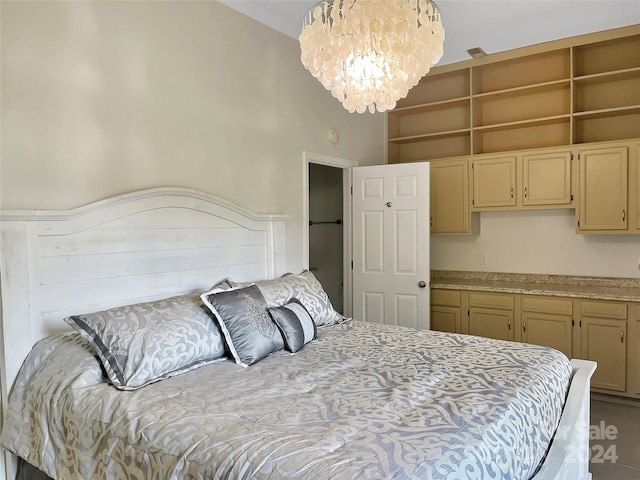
468,292,514,341
429,289,638,399
579,301,628,393
431,289,461,333
521,296,573,358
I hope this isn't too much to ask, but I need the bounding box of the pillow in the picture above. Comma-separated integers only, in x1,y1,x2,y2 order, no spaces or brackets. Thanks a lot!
210,277,237,290
64,294,226,391
268,299,317,353
200,285,284,367
238,270,344,327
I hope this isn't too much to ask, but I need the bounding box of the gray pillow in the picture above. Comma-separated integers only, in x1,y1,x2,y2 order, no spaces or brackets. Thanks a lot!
64,294,226,390
238,270,344,327
268,298,317,353
200,285,284,367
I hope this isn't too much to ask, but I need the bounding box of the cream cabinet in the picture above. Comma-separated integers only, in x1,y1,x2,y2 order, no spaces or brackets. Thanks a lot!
577,146,628,231
521,151,572,206
468,292,514,341
521,296,573,358
430,158,471,233
430,286,639,398
430,289,461,333
471,156,517,208
471,148,573,211
580,301,628,392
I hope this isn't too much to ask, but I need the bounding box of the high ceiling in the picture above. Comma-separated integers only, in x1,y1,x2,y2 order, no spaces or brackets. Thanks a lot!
219,0,639,66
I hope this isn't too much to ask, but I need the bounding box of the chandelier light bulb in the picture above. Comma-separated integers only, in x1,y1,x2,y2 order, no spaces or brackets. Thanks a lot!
299,0,445,113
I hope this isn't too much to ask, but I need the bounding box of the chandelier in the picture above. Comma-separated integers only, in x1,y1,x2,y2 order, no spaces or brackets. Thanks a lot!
299,0,445,114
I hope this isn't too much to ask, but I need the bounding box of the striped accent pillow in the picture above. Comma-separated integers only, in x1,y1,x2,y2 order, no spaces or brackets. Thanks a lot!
268,299,317,353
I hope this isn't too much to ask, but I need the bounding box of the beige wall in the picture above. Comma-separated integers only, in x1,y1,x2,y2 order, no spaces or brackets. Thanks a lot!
0,0,385,272
432,210,640,278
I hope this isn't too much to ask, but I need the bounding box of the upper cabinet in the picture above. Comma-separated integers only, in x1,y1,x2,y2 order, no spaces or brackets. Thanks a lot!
430,158,471,233
577,146,628,231
470,148,573,211
522,151,572,206
387,25,640,164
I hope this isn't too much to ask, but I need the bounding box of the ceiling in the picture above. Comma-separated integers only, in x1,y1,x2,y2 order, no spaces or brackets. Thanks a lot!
219,0,639,66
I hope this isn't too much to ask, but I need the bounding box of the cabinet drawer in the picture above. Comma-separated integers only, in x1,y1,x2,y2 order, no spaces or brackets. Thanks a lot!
581,301,627,319
469,292,514,310
522,296,573,315
431,289,461,307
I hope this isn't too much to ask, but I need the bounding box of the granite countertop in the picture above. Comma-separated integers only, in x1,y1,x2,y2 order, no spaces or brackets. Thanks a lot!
431,271,640,303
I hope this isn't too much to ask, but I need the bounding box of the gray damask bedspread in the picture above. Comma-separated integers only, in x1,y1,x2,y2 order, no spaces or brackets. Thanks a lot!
2,320,572,480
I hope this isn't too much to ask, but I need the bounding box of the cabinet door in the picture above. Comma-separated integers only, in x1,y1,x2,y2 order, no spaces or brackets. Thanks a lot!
581,317,627,392
522,312,572,358
430,159,470,233
578,146,628,230
469,307,514,341
636,142,640,232
472,156,517,208
522,151,572,206
431,306,460,333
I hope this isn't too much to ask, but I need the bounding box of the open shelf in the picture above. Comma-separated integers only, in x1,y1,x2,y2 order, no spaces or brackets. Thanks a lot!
473,82,570,128
574,111,640,144
396,69,470,108
472,49,570,94
474,119,570,154
387,26,640,163
573,68,640,113
574,34,640,76
391,97,470,115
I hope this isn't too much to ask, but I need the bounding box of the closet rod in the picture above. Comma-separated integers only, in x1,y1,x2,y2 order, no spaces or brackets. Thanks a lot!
309,219,342,226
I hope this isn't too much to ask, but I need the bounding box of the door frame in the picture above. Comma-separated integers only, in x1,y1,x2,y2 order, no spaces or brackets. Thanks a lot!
303,151,358,318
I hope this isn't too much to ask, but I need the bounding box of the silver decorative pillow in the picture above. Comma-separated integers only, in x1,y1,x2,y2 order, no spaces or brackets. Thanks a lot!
64,294,226,390
239,270,344,327
201,285,285,367
268,299,317,353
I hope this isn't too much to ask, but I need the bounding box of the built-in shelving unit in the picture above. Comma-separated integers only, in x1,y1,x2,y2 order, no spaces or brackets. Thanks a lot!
387,26,640,163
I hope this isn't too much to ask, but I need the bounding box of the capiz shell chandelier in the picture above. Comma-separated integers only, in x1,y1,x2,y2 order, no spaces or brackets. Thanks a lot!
299,0,445,114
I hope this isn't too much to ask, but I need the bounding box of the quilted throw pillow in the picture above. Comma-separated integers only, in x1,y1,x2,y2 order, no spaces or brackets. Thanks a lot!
242,270,345,327
201,285,285,367
64,294,226,390
268,299,317,353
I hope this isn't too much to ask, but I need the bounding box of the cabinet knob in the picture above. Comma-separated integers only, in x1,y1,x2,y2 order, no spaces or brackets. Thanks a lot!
510,188,514,199
621,331,624,343
386,202,392,208
622,209,626,222
418,281,427,288
523,321,526,333
524,187,528,198
508,319,511,330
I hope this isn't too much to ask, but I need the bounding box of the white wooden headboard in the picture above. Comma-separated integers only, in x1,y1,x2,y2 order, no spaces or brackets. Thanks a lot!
0,187,287,429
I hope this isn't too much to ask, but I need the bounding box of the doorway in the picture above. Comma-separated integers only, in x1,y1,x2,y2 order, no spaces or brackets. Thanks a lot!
303,152,357,318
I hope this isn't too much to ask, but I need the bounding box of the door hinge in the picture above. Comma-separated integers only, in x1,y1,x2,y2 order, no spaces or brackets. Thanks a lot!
577,153,581,160
571,194,574,201
572,319,575,327
467,309,470,316
350,186,353,195
579,320,582,328
577,220,580,227
472,199,475,206
351,260,354,270
471,162,474,169
570,153,574,161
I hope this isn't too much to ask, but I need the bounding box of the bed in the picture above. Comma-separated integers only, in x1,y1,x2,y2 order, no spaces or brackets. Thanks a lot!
0,187,596,480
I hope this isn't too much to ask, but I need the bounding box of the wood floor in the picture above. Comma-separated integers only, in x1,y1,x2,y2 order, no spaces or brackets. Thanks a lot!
590,399,640,479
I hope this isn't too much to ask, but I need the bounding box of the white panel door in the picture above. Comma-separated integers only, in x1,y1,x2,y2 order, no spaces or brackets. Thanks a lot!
352,163,430,330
